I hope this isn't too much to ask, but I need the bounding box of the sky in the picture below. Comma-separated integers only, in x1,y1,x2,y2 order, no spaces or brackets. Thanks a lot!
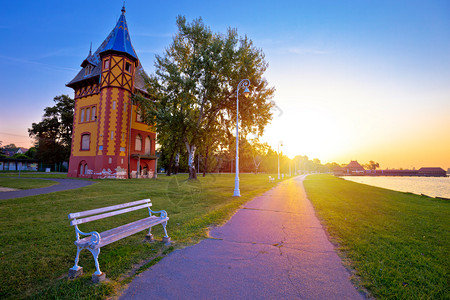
0,0,449,169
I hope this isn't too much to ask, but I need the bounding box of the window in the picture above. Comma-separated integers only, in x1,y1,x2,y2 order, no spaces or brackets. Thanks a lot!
85,65,93,75
91,106,96,121
79,106,96,123
104,59,110,69
113,101,116,109
122,132,125,141
135,134,142,151
110,130,114,140
145,137,151,155
125,62,131,72
81,134,90,150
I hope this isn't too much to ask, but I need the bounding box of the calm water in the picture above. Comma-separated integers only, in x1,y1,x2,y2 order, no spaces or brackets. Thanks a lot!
342,176,450,198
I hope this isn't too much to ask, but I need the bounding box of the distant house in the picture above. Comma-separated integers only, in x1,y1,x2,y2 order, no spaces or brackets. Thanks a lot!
16,147,29,155
343,161,365,175
417,167,447,177
333,166,344,176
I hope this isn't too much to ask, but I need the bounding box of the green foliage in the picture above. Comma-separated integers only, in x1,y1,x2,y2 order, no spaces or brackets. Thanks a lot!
28,95,74,164
11,153,29,159
136,16,274,179
24,147,37,159
304,175,449,299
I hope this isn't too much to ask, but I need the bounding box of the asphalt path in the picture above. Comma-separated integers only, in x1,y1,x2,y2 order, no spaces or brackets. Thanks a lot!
120,175,365,299
0,178,94,200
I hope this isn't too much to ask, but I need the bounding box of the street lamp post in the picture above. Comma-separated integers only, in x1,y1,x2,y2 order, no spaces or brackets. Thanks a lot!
233,79,250,197
278,141,283,180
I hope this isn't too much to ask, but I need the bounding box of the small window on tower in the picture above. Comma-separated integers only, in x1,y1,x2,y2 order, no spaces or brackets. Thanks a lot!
80,109,85,123
104,59,110,69
85,65,92,75
91,106,96,121
86,108,90,122
125,62,131,73
81,134,90,150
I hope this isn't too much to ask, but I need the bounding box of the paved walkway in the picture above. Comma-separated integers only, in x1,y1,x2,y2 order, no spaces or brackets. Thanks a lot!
120,175,365,299
0,178,94,200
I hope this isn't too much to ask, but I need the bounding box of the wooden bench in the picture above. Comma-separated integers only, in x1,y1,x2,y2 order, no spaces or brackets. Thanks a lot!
269,176,275,183
68,199,169,282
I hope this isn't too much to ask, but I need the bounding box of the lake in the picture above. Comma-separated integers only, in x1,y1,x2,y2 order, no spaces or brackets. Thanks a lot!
341,176,450,199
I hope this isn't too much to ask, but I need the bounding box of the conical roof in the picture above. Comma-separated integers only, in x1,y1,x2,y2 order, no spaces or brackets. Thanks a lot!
346,161,365,170
67,6,145,90
99,6,137,59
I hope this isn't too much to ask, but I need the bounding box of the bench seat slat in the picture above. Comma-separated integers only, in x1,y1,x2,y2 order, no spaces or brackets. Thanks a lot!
70,203,152,226
75,216,169,249
68,199,151,219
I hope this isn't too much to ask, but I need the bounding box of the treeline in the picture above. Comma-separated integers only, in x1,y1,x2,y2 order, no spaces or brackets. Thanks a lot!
158,139,336,176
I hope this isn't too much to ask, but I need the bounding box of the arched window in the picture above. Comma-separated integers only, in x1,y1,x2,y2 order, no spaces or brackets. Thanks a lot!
135,134,142,151
145,137,151,155
79,161,87,175
81,134,90,150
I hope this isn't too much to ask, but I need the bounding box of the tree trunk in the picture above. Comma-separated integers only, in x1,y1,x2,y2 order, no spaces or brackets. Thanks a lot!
185,141,197,180
203,145,209,177
166,151,175,176
174,153,180,174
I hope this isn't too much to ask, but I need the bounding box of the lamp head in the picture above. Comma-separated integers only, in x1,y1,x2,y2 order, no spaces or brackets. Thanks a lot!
243,87,250,98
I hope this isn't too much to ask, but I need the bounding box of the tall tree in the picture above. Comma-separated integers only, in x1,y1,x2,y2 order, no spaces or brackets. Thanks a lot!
28,95,74,164
363,160,380,170
137,16,274,179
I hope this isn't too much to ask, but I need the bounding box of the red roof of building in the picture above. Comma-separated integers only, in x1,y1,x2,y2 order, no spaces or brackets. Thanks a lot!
346,160,365,171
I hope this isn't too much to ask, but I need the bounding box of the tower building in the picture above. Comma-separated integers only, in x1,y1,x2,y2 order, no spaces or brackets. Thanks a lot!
67,6,155,179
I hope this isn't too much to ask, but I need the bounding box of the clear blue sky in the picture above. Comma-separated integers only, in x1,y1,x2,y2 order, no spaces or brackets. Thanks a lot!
1,0,449,168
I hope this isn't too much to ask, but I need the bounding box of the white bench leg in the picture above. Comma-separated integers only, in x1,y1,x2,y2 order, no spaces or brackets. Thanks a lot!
162,221,171,244
162,221,169,238
73,246,82,269
68,246,83,279
88,247,102,276
146,227,154,242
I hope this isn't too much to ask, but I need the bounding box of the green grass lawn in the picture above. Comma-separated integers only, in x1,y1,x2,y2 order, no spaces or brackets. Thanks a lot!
0,173,285,299
0,178,58,189
303,174,449,299
0,172,68,179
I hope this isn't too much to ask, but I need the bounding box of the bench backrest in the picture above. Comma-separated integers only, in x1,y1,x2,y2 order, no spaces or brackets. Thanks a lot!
69,199,152,226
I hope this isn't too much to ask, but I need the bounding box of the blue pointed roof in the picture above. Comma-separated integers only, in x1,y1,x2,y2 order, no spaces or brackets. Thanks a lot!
67,6,147,90
99,6,137,59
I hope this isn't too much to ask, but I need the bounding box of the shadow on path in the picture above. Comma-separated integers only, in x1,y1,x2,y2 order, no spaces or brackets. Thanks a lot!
0,178,95,200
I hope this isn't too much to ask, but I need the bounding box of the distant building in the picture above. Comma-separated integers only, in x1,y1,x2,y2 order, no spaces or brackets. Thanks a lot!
334,161,447,177
0,157,38,171
66,6,155,179
417,167,447,177
16,148,29,155
342,160,365,175
333,166,344,176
